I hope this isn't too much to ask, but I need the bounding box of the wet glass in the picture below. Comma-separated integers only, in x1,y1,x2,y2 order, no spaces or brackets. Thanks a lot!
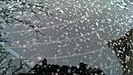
0,0,133,75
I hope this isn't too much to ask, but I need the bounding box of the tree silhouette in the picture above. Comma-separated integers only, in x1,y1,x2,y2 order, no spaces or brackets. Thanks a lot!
17,58,105,75
0,0,53,74
0,0,52,39
108,29,133,75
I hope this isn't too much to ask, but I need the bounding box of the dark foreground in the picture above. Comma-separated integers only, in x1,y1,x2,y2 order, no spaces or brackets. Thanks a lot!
17,58,105,75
